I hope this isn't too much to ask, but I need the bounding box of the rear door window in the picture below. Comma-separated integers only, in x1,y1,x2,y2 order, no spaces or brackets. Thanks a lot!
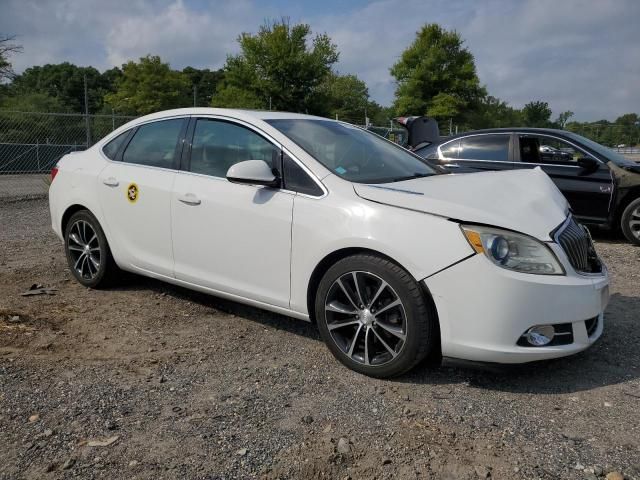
439,140,460,159
122,119,185,169
459,135,510,161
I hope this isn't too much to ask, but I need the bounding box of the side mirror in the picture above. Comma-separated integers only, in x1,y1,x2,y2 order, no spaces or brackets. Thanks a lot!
577,157,599,174
226,160,280,188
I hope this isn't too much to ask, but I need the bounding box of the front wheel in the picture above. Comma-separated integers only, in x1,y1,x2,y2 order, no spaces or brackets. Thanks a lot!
315,254,437,378
64,210,119,288
621,198,640,246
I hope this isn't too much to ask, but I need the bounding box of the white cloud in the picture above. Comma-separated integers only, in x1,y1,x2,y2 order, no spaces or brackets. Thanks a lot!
1,0,639,120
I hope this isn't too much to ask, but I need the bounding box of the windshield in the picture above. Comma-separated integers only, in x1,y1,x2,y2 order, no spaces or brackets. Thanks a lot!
565,132,632,165
266,119,437,183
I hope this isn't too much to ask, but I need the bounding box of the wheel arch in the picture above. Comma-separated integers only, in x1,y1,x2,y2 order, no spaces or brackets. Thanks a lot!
61,204,100,234
306,247,441,350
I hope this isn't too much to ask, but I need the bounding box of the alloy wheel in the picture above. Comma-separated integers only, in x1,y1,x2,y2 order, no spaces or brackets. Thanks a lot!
324,271,407,366
629,206,640,240
67,219,101,280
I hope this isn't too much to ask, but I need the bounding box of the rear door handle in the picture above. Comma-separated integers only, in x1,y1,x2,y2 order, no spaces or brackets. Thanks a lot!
177,193,201,206
103,177,119,187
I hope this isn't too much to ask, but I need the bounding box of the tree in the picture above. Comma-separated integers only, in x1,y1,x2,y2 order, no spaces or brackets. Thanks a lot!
0,34,22,81
467,95,523,129
105,55,190,115
182,67,224,107
390,24,485,124
555,110,574,129
522,100,552,127
213,19,339,112
0,91,65,112
9,63,118,113
318,73,369,122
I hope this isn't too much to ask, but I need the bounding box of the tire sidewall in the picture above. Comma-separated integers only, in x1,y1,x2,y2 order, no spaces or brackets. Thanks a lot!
315,255,432,378
64,210,110,288
621,198,640,246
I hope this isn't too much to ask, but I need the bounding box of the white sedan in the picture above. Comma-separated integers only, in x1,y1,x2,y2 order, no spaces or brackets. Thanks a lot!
49,108,609,377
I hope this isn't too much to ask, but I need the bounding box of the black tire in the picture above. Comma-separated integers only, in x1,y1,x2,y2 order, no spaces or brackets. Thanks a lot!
315,254,437,378
64,210,119,288
621,197,640,246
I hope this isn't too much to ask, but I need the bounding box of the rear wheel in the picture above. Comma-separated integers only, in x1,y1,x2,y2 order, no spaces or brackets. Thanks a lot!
64,210,119,288
315,254,436,378
621,198,640,246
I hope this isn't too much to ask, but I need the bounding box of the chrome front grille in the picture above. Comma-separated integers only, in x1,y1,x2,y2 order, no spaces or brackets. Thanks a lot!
554,217,602,274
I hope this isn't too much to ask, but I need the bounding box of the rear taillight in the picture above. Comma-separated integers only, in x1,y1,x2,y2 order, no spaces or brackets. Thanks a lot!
51,166,59,182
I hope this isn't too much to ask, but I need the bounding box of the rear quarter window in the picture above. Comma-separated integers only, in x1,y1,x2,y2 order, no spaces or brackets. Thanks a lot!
102,131,130,160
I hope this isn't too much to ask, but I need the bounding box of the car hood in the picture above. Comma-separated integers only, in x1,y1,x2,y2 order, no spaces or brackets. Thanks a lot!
353,168,568,241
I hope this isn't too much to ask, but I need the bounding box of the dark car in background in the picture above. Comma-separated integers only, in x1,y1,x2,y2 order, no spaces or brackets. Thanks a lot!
398,119,640,245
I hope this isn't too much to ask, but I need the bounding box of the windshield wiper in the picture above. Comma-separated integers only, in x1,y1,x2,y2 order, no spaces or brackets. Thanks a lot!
388,173,433,183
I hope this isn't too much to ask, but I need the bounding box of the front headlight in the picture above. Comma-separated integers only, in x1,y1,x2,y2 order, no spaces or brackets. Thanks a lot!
461,225,564,275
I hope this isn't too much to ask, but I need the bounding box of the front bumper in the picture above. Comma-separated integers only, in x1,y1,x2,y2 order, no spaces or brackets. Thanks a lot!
424,246,609,364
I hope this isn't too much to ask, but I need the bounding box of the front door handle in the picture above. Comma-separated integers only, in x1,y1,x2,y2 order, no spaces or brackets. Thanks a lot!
102,177,119,187
177,193,201,206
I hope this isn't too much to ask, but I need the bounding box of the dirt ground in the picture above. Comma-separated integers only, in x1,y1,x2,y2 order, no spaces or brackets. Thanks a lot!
1,198,639,480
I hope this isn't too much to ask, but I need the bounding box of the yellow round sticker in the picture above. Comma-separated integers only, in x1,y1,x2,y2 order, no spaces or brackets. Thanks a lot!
126,183,139,203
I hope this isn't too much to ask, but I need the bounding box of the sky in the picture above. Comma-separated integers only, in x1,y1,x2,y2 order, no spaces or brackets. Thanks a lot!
1,0,638,121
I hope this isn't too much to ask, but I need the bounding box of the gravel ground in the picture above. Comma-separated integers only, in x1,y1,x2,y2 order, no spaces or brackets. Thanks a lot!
0,198,639,480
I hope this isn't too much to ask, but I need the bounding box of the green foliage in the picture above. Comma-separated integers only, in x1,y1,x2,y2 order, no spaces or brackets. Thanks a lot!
9,63,118,113
522,100,553,127
467,95,523,129
555,110,574,128
213,20,339,113
182,67,224,107
316,73,368,121
0,91,66,112
104,55,191,115
390,24,485,124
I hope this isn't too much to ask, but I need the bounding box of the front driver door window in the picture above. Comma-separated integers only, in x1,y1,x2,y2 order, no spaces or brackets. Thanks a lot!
515,134,612,222
171,118,294,307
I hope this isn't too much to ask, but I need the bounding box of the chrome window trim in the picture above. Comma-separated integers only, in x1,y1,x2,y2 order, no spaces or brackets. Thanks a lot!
99,115,190,165
438,132,512,162
517,133,603,165
437,132,604,167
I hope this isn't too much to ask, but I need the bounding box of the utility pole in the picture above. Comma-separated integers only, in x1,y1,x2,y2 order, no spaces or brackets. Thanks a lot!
83,74,91,147
269,97,272,111
193,84,197,107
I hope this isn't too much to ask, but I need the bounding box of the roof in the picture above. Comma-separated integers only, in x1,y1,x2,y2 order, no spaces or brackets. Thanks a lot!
441,127,570,142
128,107,330,125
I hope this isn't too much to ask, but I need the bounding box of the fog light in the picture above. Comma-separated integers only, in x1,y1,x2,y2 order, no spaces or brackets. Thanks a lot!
524,325,555,346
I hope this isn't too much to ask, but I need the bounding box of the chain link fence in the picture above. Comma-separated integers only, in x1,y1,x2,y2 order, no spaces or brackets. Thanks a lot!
0,111,135,200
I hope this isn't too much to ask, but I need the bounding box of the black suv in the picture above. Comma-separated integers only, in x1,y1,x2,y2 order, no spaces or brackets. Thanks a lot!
403,120,640,245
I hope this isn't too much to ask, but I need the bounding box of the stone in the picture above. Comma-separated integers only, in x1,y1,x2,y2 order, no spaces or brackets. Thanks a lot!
236,448,248,456
337,438,350,454
301,415,314,425
62,458,75,470
28,414,39,423
474,465,491,478
605,473,624,480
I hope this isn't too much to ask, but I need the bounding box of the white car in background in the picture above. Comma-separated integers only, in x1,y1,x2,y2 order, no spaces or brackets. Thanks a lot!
49,108,609,377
